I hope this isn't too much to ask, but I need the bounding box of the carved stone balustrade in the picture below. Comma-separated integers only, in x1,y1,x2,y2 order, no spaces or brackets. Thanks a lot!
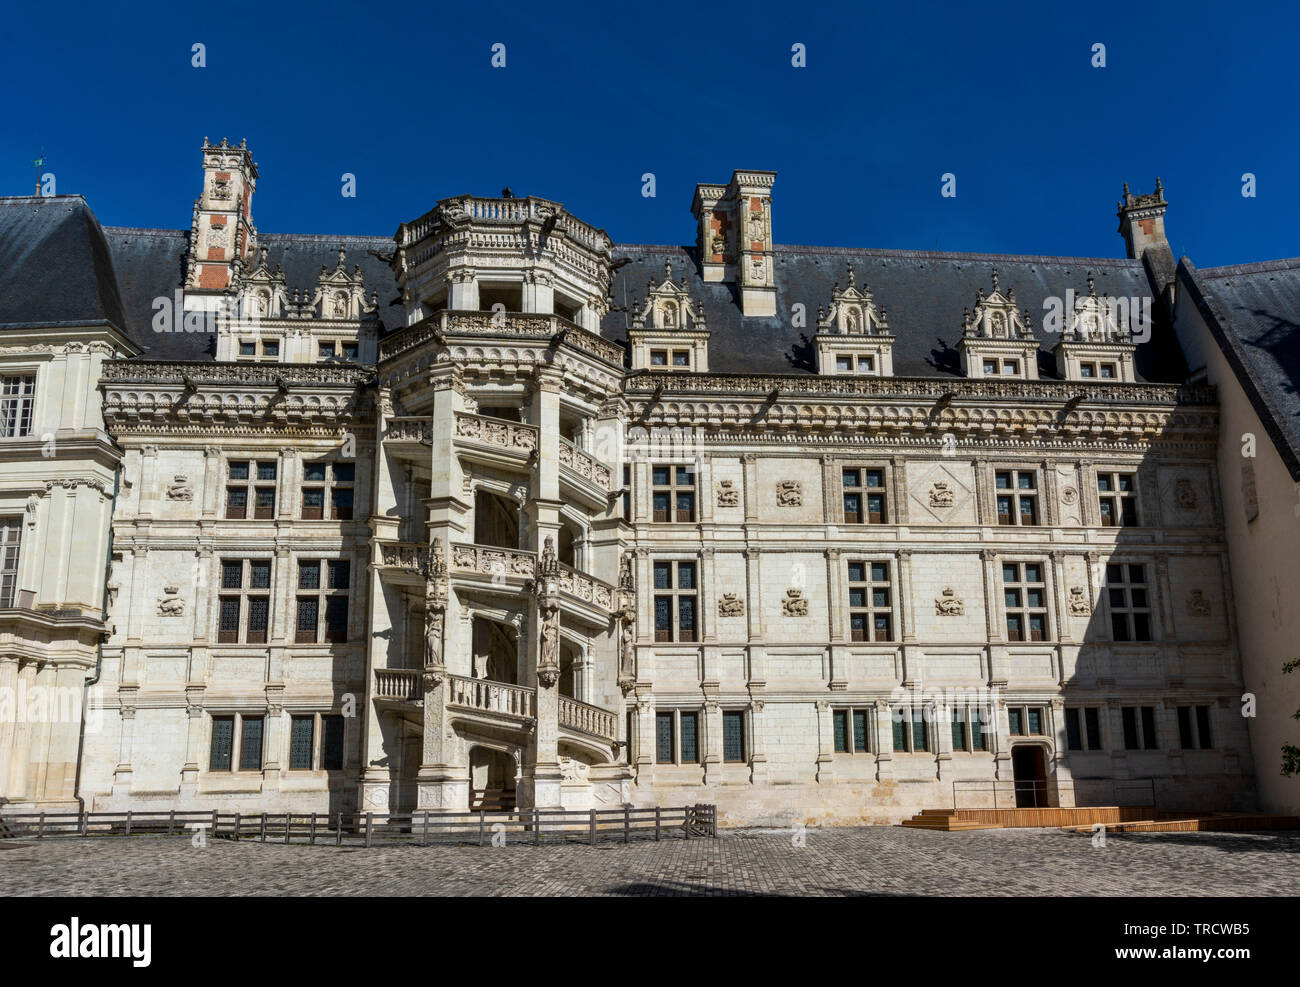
453,411,538,459
449,543,537,580
447,674,536,721
558,695,617,743
558,436,613,492
374,668,421,701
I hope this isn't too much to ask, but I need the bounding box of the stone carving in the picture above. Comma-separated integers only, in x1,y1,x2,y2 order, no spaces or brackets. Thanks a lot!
929,482,954,508
1186,590,1211,617
781,588,808,617
538,604,560,687
1061,486,1078,505
718,593,745,617
166,475,194,501
1175,477,1197,509
934,587,964,616
1067,586,1092,616
559,756,590,784
207,225,228,248
619,616,636,682
776,480,802,507
716,479,739,507
212,177,232,200
157,586,186,616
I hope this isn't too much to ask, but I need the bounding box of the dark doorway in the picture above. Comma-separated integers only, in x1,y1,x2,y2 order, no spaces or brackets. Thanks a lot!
1011,745,1047,807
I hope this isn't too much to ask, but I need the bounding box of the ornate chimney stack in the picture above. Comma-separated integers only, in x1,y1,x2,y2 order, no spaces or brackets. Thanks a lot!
185,137,259,300
691,169,778,317
1117,178,1176,304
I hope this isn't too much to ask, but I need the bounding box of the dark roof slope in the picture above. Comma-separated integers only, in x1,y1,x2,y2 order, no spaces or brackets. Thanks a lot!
1180,257,1300,478
0,196,128,332
602,244,1187,383
102,227,406,360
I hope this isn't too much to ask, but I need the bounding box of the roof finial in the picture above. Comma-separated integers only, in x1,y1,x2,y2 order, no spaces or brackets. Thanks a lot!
846,261,855,286
337,244,346,269
990,267,999,291
665,258,672,282
1122,181,1130,196
1087,272,1095,295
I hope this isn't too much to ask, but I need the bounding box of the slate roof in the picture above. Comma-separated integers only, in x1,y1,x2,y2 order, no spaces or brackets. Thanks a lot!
0,196,129,333
100,227,406,361
1179,257,1300,479
602,244,1188,383
2,194,1190,385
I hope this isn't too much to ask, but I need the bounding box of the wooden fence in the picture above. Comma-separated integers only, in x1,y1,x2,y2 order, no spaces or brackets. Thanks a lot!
0,804,718,847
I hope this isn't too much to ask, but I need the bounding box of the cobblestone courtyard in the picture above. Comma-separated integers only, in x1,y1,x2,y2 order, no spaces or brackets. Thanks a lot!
2,827,1297,896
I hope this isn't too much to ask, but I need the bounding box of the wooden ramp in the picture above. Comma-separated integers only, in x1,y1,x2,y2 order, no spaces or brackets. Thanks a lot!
902,807,1300,833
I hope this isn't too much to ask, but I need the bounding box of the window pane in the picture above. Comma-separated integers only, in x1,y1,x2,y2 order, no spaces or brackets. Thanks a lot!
250,561,271,589
1085,708,1101,749
653,563,671,590
228,461,249,481
871,587,889,608
239,717,264,771
247,597,269,640
257,462,277,481
852,710,868,753
1008,708,1023,735
299,562,321,589
911,709,926,750
328,560,350,589
1027,708,1043,735
325,597,348,632
833,710,848,752
654,596,671,632
1024,564,1041,583
847,562,864,583
1065,708,1082,750
1141,706,1158,749
222,561,243,589
870,562,888,583
995,472,1011,490
680,712,699,763
210,716,234,771
1196,706,1212,749
1017,473,1032,490
676,563,695,589
722,711,745,762
677,596,696,633
303,463,327,483
219,597,240,631
842,469,860,488
873,614,891,640
951,712,967,751
865,470,884,488
1122,707,1139,749
290,716,314,770
892,713,906,752
331,488,354,519
322,715,345,770
1002,564,1018,583
1177,706,1194,749
297,597,319,633
333,463,355,483
655,713,674,763
652,467,670,486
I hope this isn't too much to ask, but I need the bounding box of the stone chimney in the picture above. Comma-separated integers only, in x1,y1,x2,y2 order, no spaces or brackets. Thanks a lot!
1117,178,1175,302
691,170,777,317
185,138,259,300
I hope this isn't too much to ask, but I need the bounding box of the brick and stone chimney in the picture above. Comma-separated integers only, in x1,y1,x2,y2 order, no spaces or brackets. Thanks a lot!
692,169,777,317
185,137,259,300
1117,178,1175,302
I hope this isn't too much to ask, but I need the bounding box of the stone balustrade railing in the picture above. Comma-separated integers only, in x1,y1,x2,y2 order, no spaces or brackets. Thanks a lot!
449,543,537,580
102,360,371,387
378,541,429,571
556,563,615,611
385,416,432,443
374,668,421,701
558,696,617,742
447,674,536,720
454,412,538,454
379,310,624,366
558,436,613,492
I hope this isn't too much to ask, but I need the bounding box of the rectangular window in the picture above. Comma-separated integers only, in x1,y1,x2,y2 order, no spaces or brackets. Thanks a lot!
1122,705,1158,750
857,355,875,373
289,715,314,770
655,712,674,763
296,559,350,643
1003,360,1019,375
843,467,887,524
1098,472,1138,527
679,711,699,763
239,716,264,771
301,462,355,520
1079,362,1095,379
891,706,929,753
651,464,696,523
1003,562,1048,642
0,518,22,607
672,350,690,367
1007,705,1047,736
321,714,345,770
722,711,746,762
949,704,991,752
226,460,277,519
653,560,697,643
217,560,272,644
1107,563,1152,642
650,350,668,367
621,465,631,522
209,715,235,771
995,470,1039,526
1065,707,1106,751
848,560,893,642
983,359,998,375
833,708,872,754
0,375,36,437
1099,363,1116,379
836,355,853,372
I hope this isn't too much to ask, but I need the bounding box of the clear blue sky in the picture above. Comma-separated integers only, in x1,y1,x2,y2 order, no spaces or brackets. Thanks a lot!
2,0,1297,267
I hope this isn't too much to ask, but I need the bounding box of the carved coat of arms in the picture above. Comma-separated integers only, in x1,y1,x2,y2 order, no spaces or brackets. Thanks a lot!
781,588,808,617
776,480,802,507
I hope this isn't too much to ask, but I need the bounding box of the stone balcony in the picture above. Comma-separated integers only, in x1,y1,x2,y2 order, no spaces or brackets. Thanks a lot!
557,436,615,510
453,411,537,471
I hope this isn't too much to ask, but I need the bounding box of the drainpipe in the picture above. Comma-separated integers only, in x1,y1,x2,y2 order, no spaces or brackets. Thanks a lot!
72,462,119,814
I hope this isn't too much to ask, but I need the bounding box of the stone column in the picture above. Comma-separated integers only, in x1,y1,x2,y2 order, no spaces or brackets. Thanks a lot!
180,687,205,794
0,656,19,798
201,446,221,518
815,699,835,783
748,700,768,784
872,698,894,781
742,454,758,522
262,688,284,791
702,697,723,785
111,685,138,798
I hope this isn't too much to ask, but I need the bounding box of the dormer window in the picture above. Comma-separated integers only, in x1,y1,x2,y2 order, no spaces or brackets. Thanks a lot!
814,263,895,376
957,269,1039,380
1053,274,1139,383
629,260,709,372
